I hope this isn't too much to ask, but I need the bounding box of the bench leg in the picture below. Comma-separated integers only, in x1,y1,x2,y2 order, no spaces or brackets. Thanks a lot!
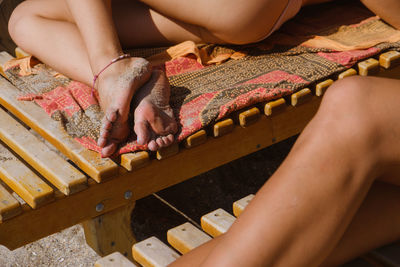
82,201,136,260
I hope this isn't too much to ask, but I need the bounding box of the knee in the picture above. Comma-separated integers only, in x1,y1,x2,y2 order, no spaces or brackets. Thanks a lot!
312,76,378,152
8,2,34,44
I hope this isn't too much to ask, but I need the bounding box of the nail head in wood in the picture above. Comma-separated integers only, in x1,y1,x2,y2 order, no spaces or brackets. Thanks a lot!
201,208,236,237
167,222,212,254
95,252,138,267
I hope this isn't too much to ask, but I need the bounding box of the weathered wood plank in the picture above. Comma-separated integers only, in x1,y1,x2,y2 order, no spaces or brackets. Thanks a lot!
358,58,380,76
120,151,150,172
232,194,254,217
201,208,235,237
379,51,400,69
184,130,207,148
0,142,54,209
95,252,138,267
0,183,21,222
0,52,118,182
132,237,180,267
0,108,87,195
167,222,211,254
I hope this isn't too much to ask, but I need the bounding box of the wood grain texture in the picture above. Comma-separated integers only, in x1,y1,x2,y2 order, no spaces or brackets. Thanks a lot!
132,237,180,267
167,222,211,254
0,142,54,209
0,52,118,182
0,108,87,195
201,208,235,237
95,252,138,267
0,183,21,222
82,201,136,260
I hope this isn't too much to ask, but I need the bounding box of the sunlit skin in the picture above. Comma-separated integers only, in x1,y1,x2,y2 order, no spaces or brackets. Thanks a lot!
8,0,400,266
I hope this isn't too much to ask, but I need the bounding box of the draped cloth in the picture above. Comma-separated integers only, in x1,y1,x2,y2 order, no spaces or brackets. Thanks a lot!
3,0,400,155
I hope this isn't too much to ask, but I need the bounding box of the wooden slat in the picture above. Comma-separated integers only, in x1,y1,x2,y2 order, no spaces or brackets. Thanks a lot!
0,52,118,182
14,47,30,58
358,58,380,76
0,108,87,195
379,51,400,69
315,79,333,97
338,68,357,79
239,107,261,127
167,222,211,254
95,252,138,267
291,88,312,106
156,143,179,160
264,98,286,116
184,130,207,148
0,142,54,208
132,237,180,267
232,194,254,217
213,119,234,137
0,183,21,222
201,208,235,237
120,152,150,172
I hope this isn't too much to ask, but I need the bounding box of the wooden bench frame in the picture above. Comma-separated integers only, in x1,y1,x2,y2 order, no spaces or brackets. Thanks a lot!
0,49,399,261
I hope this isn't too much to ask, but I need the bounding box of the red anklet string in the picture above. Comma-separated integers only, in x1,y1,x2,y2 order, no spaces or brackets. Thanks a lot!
91,53,131,97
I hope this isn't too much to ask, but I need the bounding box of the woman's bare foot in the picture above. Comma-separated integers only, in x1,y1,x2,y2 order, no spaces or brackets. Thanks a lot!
96,57,151,157
133,69,178,151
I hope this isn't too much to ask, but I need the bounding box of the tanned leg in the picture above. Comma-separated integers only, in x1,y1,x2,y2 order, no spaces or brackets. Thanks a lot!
170,76,400,266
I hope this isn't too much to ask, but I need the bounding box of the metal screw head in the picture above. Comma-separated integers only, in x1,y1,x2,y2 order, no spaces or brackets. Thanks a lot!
124,191,133,200
95,203,104,212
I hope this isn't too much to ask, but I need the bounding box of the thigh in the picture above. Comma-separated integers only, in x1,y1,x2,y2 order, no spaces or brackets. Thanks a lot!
112,0,222,47
22,0,72,21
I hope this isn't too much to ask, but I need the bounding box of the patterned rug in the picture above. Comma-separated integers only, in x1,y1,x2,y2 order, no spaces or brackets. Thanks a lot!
3,0,400,155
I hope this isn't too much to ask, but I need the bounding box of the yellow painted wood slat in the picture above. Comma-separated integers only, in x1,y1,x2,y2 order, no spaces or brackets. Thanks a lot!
132,237,180,267
14,47,30,59
232,194,254,217
358,58,380,76
0,108,87,195
338,68,357,79
120,151,150,172
315,79,333,97
0,52,118,182
0,183,21,222
167,222,212,254
291,88,312,106
379,51,400,69
213,118,234,137
95,252,138,267
201,208,236,237
264,98,286,116
0,142,54,209
239,107,261,127
184,130,207,148
156,143,179,160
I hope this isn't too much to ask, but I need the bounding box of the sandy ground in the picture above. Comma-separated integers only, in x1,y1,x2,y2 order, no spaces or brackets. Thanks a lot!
0,225,100,267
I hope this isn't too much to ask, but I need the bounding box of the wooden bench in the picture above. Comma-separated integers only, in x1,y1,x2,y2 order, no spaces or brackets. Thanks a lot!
95,194,400,267
0,48,399,261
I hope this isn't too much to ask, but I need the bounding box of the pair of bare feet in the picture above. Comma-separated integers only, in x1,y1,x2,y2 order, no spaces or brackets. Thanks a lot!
95,57,177,157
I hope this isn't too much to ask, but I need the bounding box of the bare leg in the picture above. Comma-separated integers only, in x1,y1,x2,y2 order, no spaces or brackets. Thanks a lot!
8,0,204,156
170,76,400,266
170,181,400,267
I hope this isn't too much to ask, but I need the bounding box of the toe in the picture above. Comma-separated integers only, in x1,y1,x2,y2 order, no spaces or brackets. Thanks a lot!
147,140,159,151
156,137,166,147
101,142,118,158
134,120,151,145
162,135,174,146
106,109,118,123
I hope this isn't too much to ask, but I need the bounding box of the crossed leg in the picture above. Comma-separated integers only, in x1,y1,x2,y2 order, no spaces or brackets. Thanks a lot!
170,76,400,266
